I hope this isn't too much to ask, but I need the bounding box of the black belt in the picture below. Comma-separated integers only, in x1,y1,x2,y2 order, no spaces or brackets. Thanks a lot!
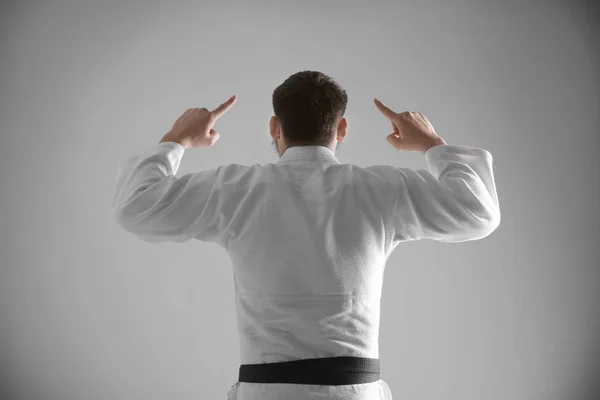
238,356,380,385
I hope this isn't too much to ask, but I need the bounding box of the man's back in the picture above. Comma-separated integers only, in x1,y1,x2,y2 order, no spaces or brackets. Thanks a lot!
212,144,500,400
114,140,499,399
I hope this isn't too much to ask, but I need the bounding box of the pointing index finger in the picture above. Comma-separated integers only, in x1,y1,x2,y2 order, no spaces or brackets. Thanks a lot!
374,98,397,120
211,95,237,118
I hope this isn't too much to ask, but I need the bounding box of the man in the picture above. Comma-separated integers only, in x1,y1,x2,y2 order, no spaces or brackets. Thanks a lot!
113,70,501,400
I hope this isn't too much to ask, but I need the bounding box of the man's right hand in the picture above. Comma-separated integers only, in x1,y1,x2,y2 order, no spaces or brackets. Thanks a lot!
374,98,447,153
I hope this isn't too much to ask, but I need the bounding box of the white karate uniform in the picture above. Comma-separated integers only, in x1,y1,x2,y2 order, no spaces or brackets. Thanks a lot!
113,142,501,400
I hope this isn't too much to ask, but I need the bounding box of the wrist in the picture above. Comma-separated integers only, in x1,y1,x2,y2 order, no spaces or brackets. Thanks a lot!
160,131,190,149
422,138,447,153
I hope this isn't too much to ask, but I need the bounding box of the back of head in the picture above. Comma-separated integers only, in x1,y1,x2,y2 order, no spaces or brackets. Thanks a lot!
272,71,348,147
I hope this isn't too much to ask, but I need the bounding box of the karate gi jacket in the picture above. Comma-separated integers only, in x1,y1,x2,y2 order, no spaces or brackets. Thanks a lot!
113,142,501,400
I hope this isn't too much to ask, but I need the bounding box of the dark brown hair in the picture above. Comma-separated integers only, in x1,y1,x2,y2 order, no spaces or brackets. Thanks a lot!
272,70,348,147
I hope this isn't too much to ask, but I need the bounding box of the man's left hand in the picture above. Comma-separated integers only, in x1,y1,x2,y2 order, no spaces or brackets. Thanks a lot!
161,94,237,149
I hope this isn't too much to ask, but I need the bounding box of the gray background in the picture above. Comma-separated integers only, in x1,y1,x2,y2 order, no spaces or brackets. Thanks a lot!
1,1,599,399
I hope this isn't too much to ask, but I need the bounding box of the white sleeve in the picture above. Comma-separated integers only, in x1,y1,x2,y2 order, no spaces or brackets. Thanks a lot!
388,144,501,243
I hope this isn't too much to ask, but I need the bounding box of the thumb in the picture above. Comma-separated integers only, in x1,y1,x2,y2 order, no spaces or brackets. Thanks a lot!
387,132,401,144
209,128,220,140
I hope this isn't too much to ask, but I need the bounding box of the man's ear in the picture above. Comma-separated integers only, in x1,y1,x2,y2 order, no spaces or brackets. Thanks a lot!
270,116,280,140
337,117,348,142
